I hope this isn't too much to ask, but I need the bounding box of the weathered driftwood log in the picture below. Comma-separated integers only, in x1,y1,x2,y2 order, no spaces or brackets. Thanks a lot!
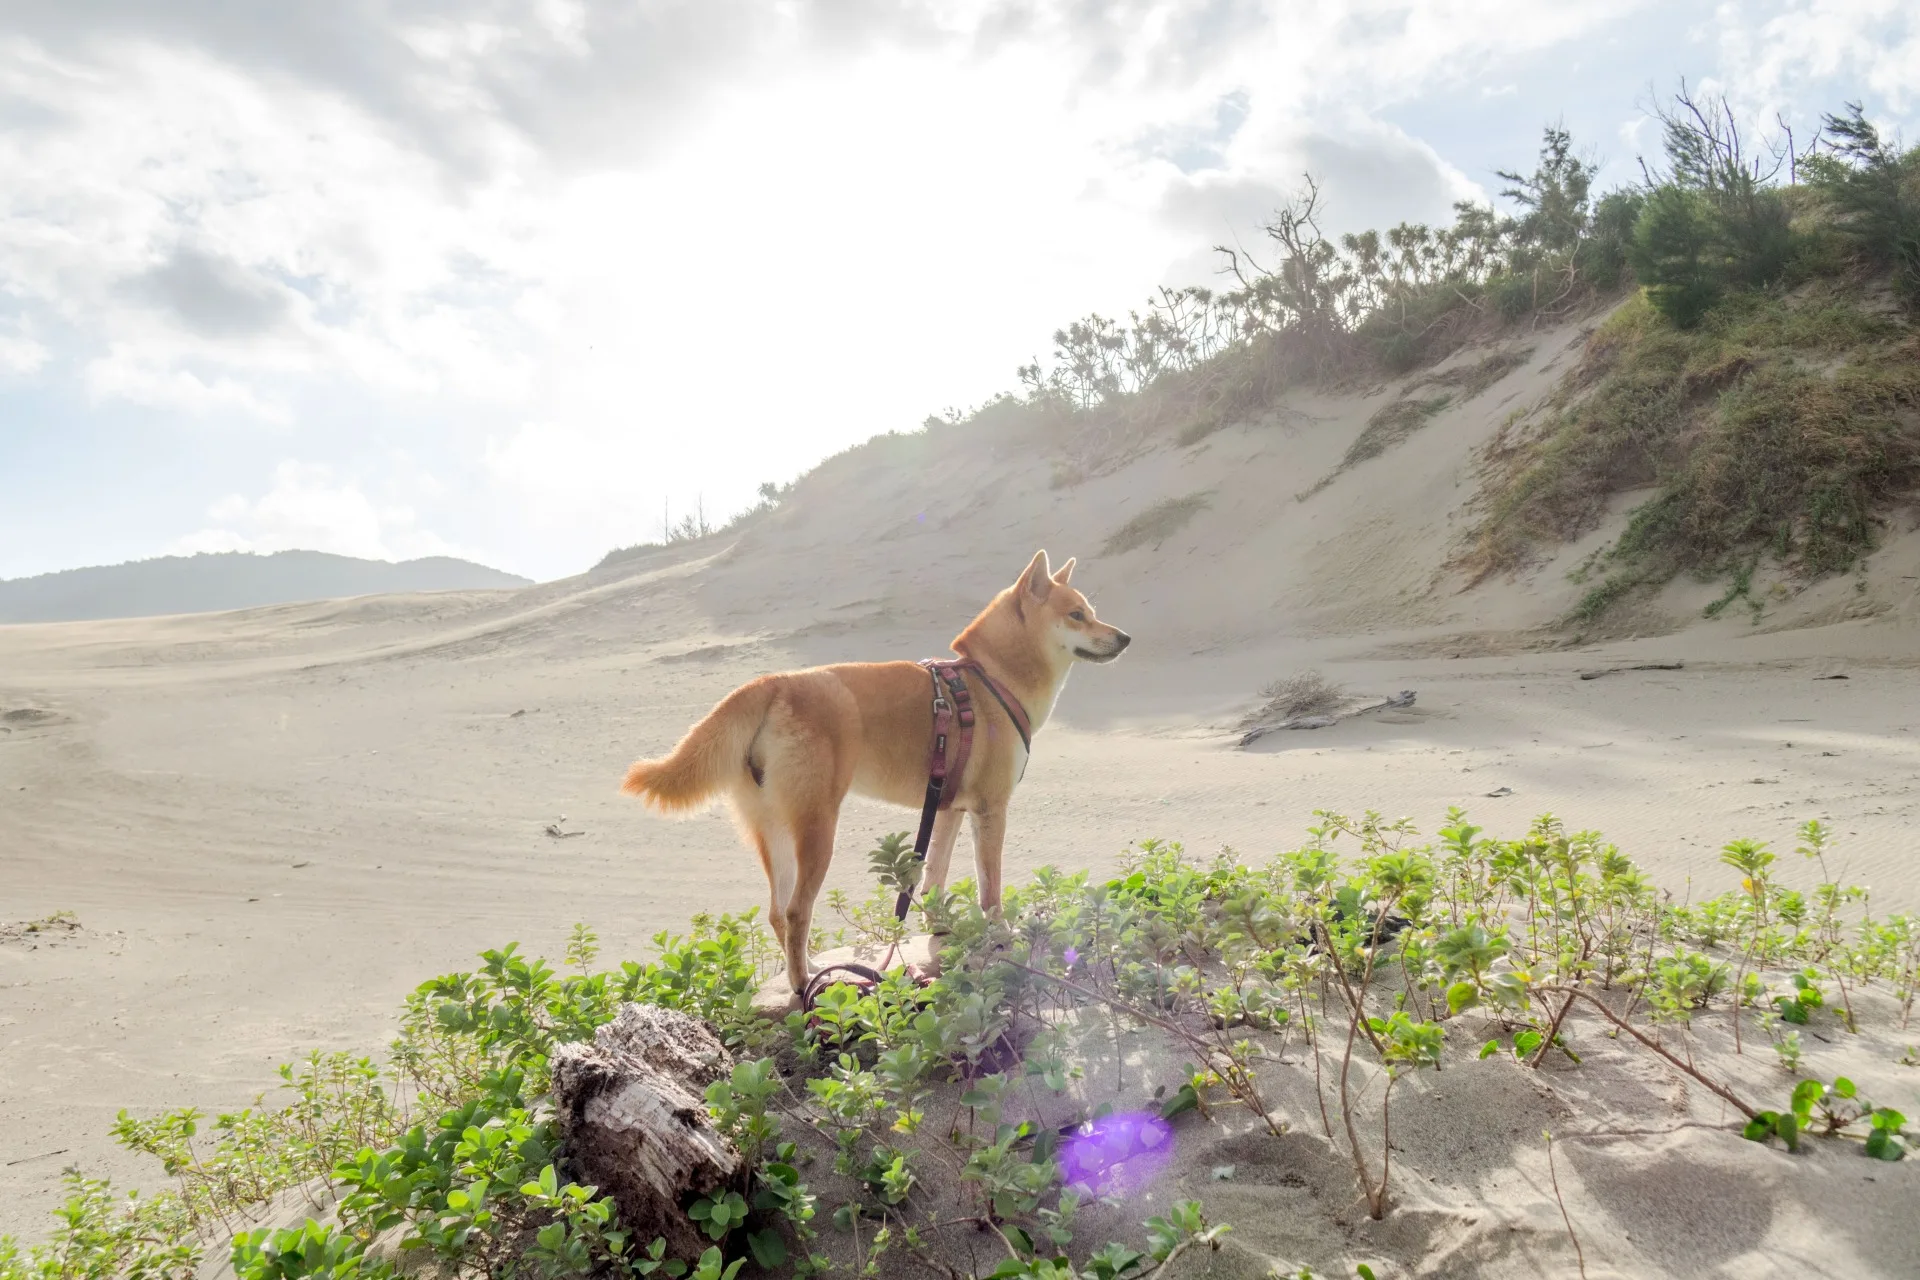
548,1004,742,1258
1238,689,1416,747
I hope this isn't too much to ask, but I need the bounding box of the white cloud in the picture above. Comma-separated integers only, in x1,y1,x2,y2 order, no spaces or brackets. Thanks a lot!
0,325,47,376
0,35,543,417
458,5,1640,549
84,347,290,422
1713,0,1920,117
4,2,1917,579
174,461,456,563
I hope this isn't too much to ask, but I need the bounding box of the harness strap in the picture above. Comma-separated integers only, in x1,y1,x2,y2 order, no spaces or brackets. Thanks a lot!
894,658,1032,922
968,665,1032,754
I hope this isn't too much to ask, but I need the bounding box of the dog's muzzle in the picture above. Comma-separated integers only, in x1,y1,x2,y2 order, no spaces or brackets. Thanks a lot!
1075,630,1131,662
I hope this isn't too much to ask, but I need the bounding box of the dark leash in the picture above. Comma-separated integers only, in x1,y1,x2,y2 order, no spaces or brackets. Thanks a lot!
798,961,888,1013
801,659,1031,1020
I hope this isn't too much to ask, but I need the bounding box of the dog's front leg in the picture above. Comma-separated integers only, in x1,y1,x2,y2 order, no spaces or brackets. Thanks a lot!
917,808,964,901
968,809,1007,917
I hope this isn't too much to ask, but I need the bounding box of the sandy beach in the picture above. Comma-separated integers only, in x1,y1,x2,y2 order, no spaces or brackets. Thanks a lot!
5,326,1920,1269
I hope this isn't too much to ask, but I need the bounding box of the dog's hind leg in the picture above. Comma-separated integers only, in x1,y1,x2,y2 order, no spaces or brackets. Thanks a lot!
782,809,839,992
756,671,858,992
751,827,788,953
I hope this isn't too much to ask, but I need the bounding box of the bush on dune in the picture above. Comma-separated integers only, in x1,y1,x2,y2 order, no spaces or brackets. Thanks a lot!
1462,93,1920,606
943,86,1919,624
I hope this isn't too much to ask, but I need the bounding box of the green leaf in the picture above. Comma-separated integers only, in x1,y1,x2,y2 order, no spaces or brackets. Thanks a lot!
747,1229,788,1268
1160,1083,1200,1120
1743,1113,1778,1143
1358,1267,1378,1280
1478,1039,1499,1060
1446,981,1480,1016
1776,1111,1801,1152
1865,1129,1905,1161
1087,1243,1146,1280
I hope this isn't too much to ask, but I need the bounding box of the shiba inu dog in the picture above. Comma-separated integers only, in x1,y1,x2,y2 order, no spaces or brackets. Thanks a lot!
620,550,1130,991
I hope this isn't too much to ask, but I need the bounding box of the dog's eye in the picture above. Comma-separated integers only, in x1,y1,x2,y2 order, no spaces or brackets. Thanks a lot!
1068,610,1085,622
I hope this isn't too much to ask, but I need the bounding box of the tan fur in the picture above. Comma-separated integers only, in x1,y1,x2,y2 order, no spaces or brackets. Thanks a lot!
620,550,1130,992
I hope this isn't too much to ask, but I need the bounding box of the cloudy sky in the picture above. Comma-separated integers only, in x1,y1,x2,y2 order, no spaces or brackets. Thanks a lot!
3,1,1916,582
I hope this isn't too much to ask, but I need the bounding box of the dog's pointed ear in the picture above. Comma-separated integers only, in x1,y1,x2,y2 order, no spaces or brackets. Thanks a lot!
1019,550,1053,602
1051,557,1076,585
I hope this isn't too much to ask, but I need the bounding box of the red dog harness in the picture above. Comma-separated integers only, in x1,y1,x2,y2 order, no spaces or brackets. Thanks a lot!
892,658,1032,920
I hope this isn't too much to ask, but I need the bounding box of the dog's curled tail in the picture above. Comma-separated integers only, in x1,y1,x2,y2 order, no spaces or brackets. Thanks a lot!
621,678,775,814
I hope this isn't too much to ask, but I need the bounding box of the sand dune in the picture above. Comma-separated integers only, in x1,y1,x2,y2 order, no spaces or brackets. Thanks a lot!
4,310,1918,1271
0,550,531,625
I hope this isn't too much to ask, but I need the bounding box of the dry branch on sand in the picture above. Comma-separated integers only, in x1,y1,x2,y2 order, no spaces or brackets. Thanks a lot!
1242,671,1344,725
1577,662,1684,680
1237,673,1415,745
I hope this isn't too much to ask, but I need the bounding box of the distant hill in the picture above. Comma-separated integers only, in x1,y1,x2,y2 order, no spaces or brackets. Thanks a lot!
0,550,532,624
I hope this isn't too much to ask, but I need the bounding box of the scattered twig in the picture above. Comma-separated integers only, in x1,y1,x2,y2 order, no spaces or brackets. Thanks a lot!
1558,1121,1723,1142
1577,663,1684,681
1544,1130,1588,1279
5,1148,70,1166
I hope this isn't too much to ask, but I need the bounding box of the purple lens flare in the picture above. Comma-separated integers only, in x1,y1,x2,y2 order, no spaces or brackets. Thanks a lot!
1057,1110,1175,1197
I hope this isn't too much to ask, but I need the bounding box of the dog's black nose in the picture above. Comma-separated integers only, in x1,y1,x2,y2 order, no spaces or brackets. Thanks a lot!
1112,630,1132,651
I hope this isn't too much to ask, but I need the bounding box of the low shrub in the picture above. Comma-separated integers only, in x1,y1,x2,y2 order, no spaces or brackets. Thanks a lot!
6,812,1915,1280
